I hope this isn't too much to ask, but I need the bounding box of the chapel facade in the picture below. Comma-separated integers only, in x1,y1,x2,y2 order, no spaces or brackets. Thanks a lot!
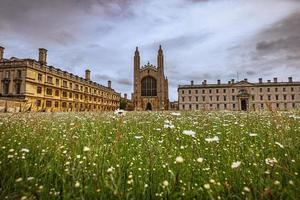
132,46,169,111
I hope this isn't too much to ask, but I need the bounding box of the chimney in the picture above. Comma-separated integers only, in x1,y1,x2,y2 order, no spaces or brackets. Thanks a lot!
217,79,221,85
228,81,231,84
204,80,207,85
274,77,278,83
244,78,248,82
38,48,47,65
259,78,262,84
231,79,235,83
267,80,271,83
191,80,194,86
85,69,91,81
124,93,127,99
0,46,4,60
108,80,111,88
288,77,293,83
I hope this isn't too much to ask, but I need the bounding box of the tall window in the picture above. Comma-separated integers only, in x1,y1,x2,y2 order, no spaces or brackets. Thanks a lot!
141,76,157,96
15,83,21,94
3,83,9,94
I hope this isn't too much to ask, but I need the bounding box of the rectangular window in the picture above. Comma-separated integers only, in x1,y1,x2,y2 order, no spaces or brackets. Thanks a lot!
38,74,42,82
46,88,52,95
188,90,191,94
210,96,213,101
69,83,73,89
36,100,41,107
37,86,42,94
260,95,263,101
233,104,236,109
202,96,205,101
202,89,205,94
182,90,184,94
267,88,270,92
182,97,185,102
283,87,286,92
216,89,219,93
63,80,67,87
15,83,21,94
223,89,226,93
195,90,198,94
232,96,235,101
276,95,279,100
224,104,227,109
3,83,9,94
46,101,52,107
55,102,59,108
47,76,53,84
261,103,264,108
252,95,255,101
224,96,227,101
196,96,198,102
284,95,287,100
5,71,10,79
69,92,73,98
56,79,59,86
260,88,263,93
291,87,294,92
196,104,199,110
276,103,279,108
275,88,278,92
189,96,192,102
291,95,295,100
268,95,271,101
232,89,235,93
209,89,212,94
216,96,219,101
189,104,192,110
63,91,68,97
17,70,22,78
55,90,59,96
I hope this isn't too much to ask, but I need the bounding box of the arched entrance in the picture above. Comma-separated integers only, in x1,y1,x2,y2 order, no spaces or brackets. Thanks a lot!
146,103,152,111
241,99,247,111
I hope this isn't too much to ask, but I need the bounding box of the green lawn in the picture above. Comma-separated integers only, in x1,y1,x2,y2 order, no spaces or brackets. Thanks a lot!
0,111,299,199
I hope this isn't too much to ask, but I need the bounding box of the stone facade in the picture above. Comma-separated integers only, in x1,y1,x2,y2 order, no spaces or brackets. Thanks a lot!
133,46,169,111
178,78,300,111
0,47,120,112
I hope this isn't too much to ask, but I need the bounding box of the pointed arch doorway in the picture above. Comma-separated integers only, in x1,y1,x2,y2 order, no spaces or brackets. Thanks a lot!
146,102,152,111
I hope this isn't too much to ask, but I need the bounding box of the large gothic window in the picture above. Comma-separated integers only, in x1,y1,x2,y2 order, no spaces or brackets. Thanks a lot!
141,76,157,96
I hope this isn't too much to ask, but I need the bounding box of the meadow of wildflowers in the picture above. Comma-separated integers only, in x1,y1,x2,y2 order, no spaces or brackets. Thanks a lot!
0,111,299,199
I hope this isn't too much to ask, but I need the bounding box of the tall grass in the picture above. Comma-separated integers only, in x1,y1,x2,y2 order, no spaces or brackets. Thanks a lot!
0,111,299,199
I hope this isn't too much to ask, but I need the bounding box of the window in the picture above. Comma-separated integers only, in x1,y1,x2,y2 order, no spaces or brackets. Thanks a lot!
196,104,199,110
283,95,287,100
275,88,278,92
69,92,73,98
202,89,205,94
188,90,191,94
62,102,67,108
261,103,264,109
182,90,184,94
196,96,199,101
233,104,236,109
63,80,67,87
3,83,9,94
291,87,294,92
17,70,22,78
55,90,59,96
15,83,21,94
260,95,263,101
37,86,42,94
189,104,192,110
252,96,255,101
267,88,270,92
209,89,212,94
202,96,205,101
232,96,235,101
276,95,279,100
232,89,235,93
47,76,53,84
209,96,213,101
276,103,279,108
38,74,42,82
195,90,198,94
55,102,59,108
182,104,185,109
292,103,296,108
182,97,185,102
5,71,10,79
224,104,227,109
141,76,157,96
36,100,41,107
56,79,59,86
223,89,226,93
283,87,286,92
291,95,295,100
80,86,83,91
189,96,192,101
260,88,263,93
268,95,271,101
216,96,219,101
224,96,227,101
46,88,52,95
217,104,219,109
216,89,219,93
46,101,52,107
63,91,68,98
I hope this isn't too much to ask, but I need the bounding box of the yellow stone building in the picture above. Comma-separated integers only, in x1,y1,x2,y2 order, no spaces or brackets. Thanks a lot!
0,46,120,112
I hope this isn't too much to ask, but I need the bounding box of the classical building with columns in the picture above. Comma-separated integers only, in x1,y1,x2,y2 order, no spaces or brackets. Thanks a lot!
132,46,169,111
178,78,300,111
0,46,120,112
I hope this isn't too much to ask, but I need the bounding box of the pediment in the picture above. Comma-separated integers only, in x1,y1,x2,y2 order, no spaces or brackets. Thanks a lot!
233,80,254,87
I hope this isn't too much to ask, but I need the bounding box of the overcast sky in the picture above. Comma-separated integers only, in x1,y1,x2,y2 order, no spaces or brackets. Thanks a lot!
1,0,300,101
